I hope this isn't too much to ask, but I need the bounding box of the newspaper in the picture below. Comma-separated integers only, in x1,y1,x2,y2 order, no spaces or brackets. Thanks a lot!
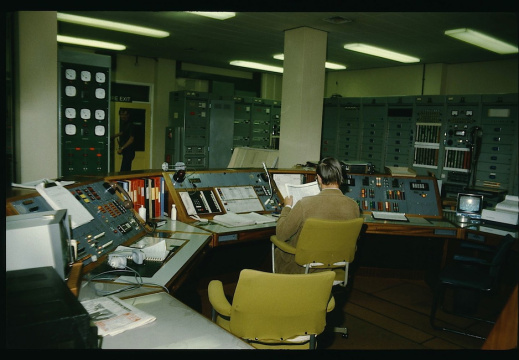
81,295,156,337
285,181,320,206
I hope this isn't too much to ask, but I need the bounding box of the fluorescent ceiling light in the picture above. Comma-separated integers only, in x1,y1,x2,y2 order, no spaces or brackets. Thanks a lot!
444,28,518,54
230,60,283,73
57,13,169,38
273,54,346,70
186,12,236,20
343,43,420,63
57,35,126,51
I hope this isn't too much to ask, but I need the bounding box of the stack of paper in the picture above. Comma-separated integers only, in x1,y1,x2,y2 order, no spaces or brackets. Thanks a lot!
212,212,276,227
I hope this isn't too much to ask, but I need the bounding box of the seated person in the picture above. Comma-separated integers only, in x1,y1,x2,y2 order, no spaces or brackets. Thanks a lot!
274,157,361,274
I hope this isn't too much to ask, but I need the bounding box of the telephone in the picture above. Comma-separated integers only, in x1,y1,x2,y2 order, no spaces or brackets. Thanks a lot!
179,189,222,216
180,192,197,216
105,181,154,231
104,181,133,210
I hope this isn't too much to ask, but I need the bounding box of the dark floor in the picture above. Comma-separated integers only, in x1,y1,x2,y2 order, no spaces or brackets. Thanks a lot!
173,240,517,351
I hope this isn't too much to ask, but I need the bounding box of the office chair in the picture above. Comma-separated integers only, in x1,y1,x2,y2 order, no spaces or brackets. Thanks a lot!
429,234,515,340
270,217,364,338
208,269,336,349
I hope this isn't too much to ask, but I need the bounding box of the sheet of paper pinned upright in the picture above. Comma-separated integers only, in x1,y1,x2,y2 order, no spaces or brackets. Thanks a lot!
36,182,93,229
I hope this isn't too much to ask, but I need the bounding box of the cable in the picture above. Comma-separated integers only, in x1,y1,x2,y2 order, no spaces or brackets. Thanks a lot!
262,162,274,205
87,266,170,296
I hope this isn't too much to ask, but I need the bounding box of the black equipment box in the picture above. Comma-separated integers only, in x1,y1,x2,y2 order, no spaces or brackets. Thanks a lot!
6,266,98,349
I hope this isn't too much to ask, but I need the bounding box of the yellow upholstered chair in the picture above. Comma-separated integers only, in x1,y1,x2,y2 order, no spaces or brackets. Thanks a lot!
271,217,364,286
270,217,364,338
208,269,336,349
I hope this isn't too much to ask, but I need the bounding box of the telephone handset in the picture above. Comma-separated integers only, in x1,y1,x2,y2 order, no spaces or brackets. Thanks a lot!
104,181,155,232
104,181,133,210
180,192,197,216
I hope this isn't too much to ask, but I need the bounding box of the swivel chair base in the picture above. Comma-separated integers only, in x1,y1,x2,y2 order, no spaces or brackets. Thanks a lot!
333,326,348,338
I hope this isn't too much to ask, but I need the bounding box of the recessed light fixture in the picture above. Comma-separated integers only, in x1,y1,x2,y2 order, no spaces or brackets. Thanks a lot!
57,13,169,38
444,28,518,54
57,35,126,51
343,43,420,63
230,60,283,73
273,54,346,70
186,12,236,20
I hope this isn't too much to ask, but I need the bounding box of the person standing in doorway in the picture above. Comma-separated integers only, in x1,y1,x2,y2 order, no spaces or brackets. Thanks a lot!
112,108,135,172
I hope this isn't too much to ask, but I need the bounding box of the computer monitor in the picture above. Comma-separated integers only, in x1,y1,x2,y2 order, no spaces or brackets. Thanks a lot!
456,193,484,220
6,209,73,280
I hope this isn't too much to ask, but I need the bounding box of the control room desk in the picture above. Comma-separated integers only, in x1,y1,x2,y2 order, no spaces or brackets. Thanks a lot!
79,291,253,349
78,219,253,349
188,213,517,275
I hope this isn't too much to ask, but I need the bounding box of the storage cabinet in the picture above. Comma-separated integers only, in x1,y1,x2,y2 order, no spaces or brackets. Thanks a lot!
320,94,518,196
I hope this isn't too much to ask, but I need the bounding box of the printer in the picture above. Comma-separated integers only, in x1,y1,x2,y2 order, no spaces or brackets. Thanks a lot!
481,195,519,226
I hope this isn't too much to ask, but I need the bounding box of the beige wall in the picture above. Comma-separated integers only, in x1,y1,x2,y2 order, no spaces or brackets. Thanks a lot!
443,59,518,94
324,59,518,98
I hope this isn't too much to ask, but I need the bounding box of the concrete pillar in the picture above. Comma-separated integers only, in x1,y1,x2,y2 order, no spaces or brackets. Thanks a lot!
278,27,327,168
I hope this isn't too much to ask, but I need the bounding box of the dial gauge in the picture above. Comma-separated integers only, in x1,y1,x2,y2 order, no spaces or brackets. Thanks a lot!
95,109,105,120
65,86,76,97
80,109,91,119
65,108,76,118
65,124,76,135
95,72,106,83
80,71,91,82
65,69,76,80
95,88,106,99
94,125,106,136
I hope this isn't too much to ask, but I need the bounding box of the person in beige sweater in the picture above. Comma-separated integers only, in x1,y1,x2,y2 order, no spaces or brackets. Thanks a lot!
274,157,361,274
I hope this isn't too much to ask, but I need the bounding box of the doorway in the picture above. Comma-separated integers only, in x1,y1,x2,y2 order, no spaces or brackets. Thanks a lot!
111,102,151,171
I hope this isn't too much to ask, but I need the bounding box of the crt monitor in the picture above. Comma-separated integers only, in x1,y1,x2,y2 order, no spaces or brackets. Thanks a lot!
456,193,484,219
6,209,73,280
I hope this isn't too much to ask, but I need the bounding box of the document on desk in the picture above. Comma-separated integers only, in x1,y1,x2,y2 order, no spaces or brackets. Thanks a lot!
212,211,276,227
36,182,93,229
285,181,320,206
81,295,156,337
212,212,256,227
371,211,409,222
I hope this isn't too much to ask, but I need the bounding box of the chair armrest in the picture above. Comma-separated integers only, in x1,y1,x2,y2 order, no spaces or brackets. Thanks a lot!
327,295,335,313
208,280,232,318
460,241,496,254
270,235,296,255
453,254,491,266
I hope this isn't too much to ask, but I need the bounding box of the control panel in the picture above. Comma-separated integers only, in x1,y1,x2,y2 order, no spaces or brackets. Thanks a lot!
343,173,441,218
58,51,111,177
8,180,145,270
165,169,284,222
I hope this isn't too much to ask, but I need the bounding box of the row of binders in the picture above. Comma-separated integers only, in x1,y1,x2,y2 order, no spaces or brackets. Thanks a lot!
415,123,441,143
117,177,166,220
413,147,439,167
443,148,471,170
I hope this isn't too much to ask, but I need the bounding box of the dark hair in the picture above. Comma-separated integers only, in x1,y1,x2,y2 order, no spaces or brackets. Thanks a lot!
119,108,129,116
316,157,343,185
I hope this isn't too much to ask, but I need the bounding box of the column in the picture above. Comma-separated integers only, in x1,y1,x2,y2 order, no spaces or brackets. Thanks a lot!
278,27,327,168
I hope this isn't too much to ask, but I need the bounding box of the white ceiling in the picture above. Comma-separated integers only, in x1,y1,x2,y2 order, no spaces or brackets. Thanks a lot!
57,11,518,73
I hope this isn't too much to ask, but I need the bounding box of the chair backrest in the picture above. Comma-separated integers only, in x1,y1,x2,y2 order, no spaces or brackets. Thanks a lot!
489,234,515,279
229,269,335,342
295,217,364,267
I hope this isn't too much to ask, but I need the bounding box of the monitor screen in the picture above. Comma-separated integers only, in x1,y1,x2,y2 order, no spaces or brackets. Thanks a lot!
6,209,72,280
456,193,484,217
